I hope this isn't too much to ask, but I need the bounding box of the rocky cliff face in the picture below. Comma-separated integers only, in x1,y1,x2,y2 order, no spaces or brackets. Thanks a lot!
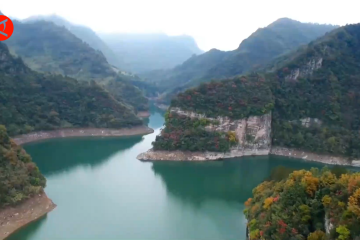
137,108,272,161
285,57,322,81
138,108,360,166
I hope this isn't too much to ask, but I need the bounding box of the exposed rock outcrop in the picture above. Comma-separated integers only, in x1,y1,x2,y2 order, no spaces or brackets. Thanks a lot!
137,108,272,161
138,108,360,166
285,58,322,81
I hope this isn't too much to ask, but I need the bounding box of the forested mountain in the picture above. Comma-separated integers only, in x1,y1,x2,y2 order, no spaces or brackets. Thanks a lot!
0,125,46,207
23,14,122,68
271,23,360,158
3,19,149,111
5,20,115,81
142,18,337,104
99,33,203,73
152,23,360,160
0,42,142,136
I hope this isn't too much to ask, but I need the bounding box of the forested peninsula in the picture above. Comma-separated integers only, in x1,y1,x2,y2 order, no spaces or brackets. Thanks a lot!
139,23,360,167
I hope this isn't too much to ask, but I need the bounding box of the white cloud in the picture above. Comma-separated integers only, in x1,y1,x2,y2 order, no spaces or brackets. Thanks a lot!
2,0,359,51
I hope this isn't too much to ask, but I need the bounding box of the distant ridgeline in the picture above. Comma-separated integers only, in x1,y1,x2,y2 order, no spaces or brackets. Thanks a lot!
152,23,360,160
0,125,45,207
4,19,150,112
245,167,360,240
0,42,142,136
141,18,338,105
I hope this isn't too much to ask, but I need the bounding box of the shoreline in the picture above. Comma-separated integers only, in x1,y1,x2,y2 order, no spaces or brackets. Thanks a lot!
13,126,154,145
0,192,56,240
137,149,270,161
137,147,360,167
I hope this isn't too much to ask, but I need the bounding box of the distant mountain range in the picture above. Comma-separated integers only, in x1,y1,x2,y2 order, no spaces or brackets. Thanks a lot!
23,15,203,74
4,18,149,111
141,18,338,104
99,32,204,73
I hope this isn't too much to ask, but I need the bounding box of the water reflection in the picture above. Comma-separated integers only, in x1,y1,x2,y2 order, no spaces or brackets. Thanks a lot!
152,156,271,206
151,155,333,206
24,136,143,175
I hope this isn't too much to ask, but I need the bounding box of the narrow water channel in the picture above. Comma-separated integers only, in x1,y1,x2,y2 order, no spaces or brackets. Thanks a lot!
8,108,344,240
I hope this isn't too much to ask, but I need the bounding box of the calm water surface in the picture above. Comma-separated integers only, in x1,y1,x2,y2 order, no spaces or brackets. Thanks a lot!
8,108,343,240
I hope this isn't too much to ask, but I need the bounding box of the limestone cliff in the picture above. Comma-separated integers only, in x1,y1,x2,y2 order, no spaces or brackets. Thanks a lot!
285,57,323,81
137,108,272,161
138,108,360,166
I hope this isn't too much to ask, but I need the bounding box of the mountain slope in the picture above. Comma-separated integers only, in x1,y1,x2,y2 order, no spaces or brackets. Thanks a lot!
142,18,338,103
23,15,122,68
271,23,360,158
0,125,46,207
99,33,203,73
0,42,142,136
3,19,149,111
5,20,115,81
150,23,360,160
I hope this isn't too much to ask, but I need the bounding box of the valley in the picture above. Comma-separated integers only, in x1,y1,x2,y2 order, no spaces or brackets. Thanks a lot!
1,7,360,240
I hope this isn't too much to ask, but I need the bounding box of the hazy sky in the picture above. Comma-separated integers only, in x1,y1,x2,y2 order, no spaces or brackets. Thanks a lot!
2,0,359,51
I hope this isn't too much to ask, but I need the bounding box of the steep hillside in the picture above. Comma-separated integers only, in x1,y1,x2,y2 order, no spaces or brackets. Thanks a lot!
3,19,149,111
23,14,122,68
271,23,360,158
99,33,203,73
5,20,115,81
0,125,45,207
143,23,360,162
0,42,142,136
152,74,273,153
142,18,337,104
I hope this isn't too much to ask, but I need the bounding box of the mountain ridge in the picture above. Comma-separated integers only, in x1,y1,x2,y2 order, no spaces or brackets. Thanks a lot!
141,18,338,104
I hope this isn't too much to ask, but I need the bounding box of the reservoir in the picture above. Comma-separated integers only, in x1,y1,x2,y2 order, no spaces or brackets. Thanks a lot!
8,108,347,240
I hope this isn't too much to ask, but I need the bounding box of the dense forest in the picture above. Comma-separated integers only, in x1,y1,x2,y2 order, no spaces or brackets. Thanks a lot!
171,73,274,119
152,73,272,152
4,19,149,112
152,23,360,160
152,112,237,152
0,125,46,207
0,42,142,136
271,24,360,159
142,18,337,104
5,20,115,81
245,167,360,240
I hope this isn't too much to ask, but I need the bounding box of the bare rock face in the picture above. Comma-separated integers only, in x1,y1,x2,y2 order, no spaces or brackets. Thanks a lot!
285,57,323,81
137,108,272,161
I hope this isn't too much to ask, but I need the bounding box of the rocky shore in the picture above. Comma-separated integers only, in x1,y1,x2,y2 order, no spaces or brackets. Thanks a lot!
0,193,56,240
270,147,360,166
137,149,270,161
138,147,360,167
13,126,154,145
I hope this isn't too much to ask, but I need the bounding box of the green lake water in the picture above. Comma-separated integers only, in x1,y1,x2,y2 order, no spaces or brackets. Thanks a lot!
8,108,347,240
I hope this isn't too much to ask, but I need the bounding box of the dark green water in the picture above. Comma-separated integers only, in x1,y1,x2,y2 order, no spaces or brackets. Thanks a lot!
8,109,339,240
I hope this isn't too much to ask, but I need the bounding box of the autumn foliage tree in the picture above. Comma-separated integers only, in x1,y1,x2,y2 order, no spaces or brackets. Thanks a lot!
245,167,360,240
